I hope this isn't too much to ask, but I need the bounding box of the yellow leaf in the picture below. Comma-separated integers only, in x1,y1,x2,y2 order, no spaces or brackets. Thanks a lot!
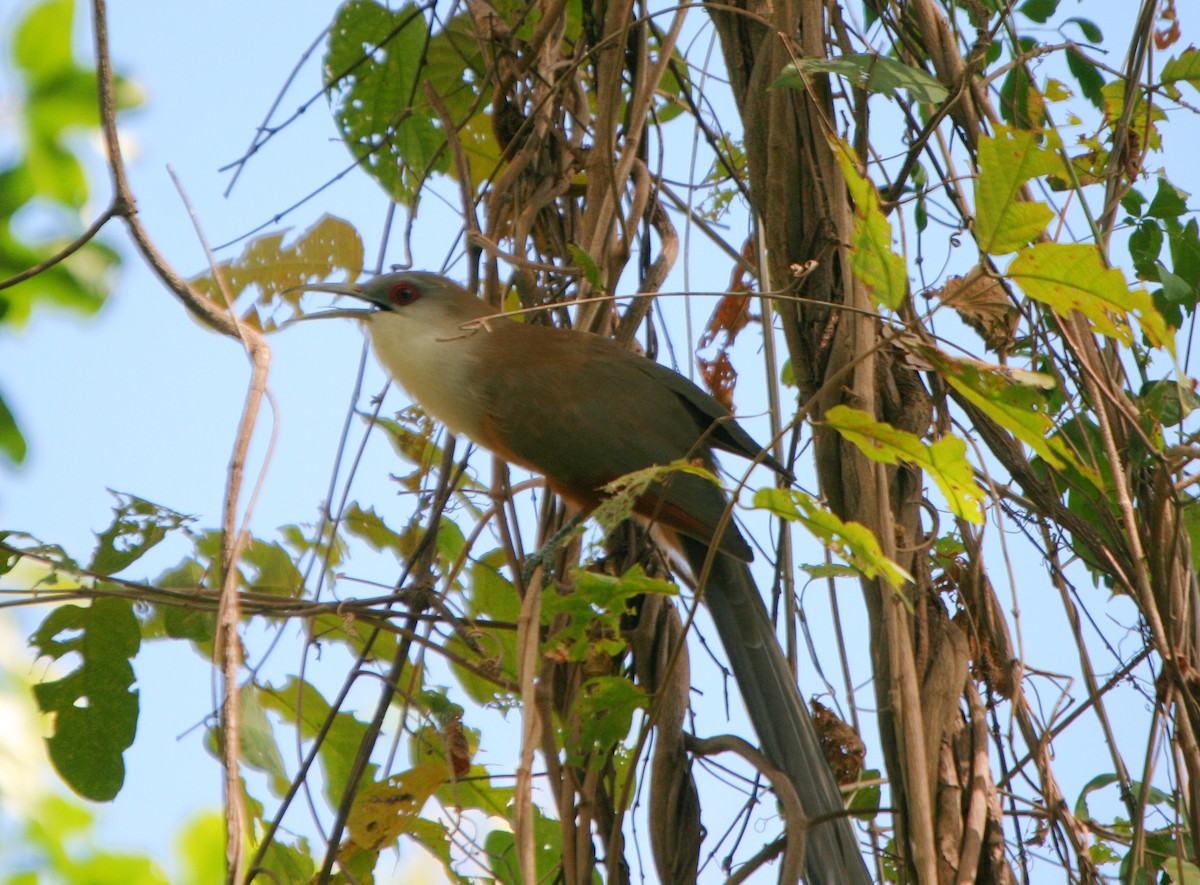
828,137,908,309
823,405,984,523
974,127,1060,255
346,760,449,850
1009,242,1174,355
753,487,912,589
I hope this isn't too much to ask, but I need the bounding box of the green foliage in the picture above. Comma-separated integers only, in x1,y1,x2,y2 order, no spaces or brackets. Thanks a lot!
1122,176,1200,329
0,0,140,464
775,54,948,104
569,676,645,769
974,127,1059,255
1,793,221,884
848,767,883,821
592,460,722,539
258,677,378,809
447,549,521,705
30,598,140,801
542,565,676,662
914,344,1093,479
0,392,27,465
1075,773,1194,879
1009,242,1171,353
829,137,908,309
1162,48,1200,98
324,2,493,205
484,806,574,885
88,492,193,576
754,487,912,589
346,760,448,850
823,405,985,522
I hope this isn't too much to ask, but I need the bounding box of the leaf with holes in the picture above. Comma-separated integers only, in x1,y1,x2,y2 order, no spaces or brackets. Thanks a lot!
31,598,140,801
347,760,449,850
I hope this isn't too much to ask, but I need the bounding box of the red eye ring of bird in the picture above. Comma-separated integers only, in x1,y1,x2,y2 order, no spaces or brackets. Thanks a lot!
389,281,421,306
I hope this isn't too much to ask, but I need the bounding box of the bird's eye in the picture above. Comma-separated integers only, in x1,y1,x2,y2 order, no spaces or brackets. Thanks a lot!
389,282,421,306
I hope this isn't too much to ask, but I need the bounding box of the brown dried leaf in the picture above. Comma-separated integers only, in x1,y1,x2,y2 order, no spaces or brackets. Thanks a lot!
811,700,866,785
930,266,1019,354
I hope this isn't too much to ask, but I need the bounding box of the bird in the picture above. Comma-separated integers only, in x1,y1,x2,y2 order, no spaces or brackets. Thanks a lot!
294,271,871,884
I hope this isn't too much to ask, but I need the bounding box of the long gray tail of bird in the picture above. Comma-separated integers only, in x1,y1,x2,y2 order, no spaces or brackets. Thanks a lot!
679,535,873,885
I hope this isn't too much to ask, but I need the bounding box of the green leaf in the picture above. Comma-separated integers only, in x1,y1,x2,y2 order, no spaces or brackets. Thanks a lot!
1074,772,1175,822
1129,220,1163,279
570,677,646,769
447,550,520,705
1163,48,1200,96
775,55,948,104
484,806,566,885
1065,49,1105,111
176,812,226,885
233,686,291,798
153,558,217,652
0,389,28,464
257,838,316,883
593,460,723,538
848,768,883,820
347,760,449,850
567,242,605,290
408,818,473,885
1164,858,1200,884
823,405,985,522
409,720,515,817
753,488,912,589
325,1,445,205
1018,0,1058,23
1008,242,1173,353
798,562,861,580
998,41,1042,130
1064,17,1102,43
12,0,74,86
543,566,676,662
259,677,377,809
30,597,140,801
974,127,1059,255
1169,217,1200,295
88,491,193,576
342,502,408,556
1138,378,1200,427
912,343,1094,479
1147,177,1190,220
241,539,303,596
829,137,908,309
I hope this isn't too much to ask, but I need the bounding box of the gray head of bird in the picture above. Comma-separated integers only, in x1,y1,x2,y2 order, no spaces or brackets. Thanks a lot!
285,271,492,329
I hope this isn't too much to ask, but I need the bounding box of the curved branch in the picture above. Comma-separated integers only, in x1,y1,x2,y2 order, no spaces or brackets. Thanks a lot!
686,732,810,885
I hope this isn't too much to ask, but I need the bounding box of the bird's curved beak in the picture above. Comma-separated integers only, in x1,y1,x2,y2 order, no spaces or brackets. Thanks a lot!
282,281,379,324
